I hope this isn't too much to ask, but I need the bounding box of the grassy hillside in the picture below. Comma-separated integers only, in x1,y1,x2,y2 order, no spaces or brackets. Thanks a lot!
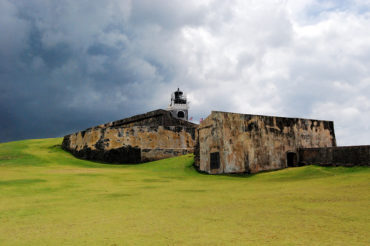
0,138,369,245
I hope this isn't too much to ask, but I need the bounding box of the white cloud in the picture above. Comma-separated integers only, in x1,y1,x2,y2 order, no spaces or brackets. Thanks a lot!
1,0,370,145
169,0,370,145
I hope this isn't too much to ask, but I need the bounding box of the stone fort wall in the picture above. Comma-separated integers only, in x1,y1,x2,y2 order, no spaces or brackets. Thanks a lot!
299,145,370,166
195,111,337,174
62,110,197,163
63,108,369,171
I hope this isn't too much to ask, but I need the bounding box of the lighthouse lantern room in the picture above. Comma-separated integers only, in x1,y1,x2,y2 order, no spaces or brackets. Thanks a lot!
167,88,189,121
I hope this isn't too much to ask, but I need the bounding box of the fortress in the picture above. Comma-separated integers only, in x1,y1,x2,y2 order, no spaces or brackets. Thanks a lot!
62,89,197,164
62,89,370,173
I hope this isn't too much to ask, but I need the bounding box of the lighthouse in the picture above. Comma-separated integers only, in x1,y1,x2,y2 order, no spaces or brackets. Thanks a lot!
167,88,189,121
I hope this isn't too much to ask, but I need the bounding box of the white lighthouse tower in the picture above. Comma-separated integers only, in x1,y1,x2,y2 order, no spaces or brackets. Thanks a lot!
167,88,189,121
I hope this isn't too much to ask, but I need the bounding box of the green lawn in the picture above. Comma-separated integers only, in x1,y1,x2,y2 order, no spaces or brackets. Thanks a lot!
0,138,369,245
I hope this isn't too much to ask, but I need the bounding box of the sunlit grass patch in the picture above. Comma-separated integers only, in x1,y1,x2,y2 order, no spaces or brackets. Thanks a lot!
0,138,369,245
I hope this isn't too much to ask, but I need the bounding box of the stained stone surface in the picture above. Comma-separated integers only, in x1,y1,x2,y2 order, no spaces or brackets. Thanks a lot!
63,108,369,170
62,109,198,163
195,111,337,174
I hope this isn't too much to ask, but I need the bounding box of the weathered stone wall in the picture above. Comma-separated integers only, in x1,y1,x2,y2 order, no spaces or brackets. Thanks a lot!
62,109,197,163
195,111,336,174
96,109,196,129
299,146,370,166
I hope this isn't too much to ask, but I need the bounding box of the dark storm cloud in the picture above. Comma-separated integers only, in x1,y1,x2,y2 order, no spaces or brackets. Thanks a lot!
1,0,370,145
0,0,210,142
0,2,124,141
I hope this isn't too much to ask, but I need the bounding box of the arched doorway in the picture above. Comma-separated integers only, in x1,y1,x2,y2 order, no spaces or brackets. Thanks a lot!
177,111,185,118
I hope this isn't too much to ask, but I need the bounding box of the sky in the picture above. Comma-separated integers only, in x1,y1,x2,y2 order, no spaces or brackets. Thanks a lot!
1,0,370,145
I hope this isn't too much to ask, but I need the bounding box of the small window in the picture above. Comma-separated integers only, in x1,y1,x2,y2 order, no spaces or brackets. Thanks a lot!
177,111,185,118
210,152,220,169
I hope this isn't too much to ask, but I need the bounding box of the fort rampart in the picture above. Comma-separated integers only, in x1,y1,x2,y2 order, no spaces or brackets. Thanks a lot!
299,145,370,166
62,110,197,163
195,111,337,174
62,106,369,172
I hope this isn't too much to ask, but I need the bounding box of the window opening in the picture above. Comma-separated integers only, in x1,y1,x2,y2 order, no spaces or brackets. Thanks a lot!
210,152,220,169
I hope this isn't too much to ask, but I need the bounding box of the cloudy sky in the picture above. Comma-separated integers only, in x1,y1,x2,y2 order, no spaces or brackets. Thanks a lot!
1,0,370,145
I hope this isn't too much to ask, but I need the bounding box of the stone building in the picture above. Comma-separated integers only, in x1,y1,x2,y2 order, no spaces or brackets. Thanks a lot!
62,90,198,163
62,88,369,170
194,111,337,174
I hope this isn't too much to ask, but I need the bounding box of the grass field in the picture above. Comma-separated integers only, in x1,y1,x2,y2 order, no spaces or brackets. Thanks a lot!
0,138,369,245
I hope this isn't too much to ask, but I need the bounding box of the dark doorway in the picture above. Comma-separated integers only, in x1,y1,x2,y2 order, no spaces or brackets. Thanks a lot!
210,152,220,169
287,152,298,167
177,111,185,118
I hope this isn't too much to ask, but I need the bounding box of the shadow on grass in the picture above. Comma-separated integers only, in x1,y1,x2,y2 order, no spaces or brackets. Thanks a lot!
0,179,46,186
141,178,171,183
103,192,136,198
178,189,208,193
190,163,370,181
